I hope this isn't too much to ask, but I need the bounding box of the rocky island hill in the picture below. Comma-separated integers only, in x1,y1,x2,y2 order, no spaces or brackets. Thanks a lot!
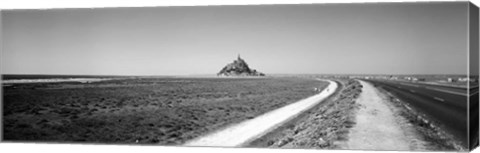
217,55,265,76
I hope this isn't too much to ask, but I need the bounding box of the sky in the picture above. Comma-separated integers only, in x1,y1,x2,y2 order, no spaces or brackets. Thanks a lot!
1,2,470,75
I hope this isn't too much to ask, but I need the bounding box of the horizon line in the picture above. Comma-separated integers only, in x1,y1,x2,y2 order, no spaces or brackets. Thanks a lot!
0,73,471,77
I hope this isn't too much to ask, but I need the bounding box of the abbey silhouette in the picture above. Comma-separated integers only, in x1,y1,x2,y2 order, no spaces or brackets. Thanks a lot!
217,54,265,76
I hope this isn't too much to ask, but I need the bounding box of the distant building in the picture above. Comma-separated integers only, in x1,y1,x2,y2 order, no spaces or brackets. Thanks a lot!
458,77,469,82
447,78,456,82
405,77,412,81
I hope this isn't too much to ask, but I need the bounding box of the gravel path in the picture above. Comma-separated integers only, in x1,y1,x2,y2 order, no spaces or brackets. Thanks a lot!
343,80,412,150
183,79,338,147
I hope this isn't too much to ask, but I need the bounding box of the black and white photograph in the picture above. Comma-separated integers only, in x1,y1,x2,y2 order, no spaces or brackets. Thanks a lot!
1,1,479,152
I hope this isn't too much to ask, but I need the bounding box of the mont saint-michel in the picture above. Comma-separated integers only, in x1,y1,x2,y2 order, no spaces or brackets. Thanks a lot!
217,55,265,76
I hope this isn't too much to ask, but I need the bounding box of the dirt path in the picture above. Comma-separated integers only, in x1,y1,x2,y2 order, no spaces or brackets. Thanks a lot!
342,80,413,150
182,79,338,147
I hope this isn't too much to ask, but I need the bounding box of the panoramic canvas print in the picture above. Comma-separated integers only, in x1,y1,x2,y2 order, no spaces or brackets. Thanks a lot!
1,1,479,152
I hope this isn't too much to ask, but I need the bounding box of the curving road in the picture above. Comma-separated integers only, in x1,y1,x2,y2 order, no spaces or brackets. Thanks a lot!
183,79,338,147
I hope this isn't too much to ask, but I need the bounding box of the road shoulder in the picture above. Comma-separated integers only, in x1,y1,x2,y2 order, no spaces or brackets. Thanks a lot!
339,80,425,151
372,81,465,151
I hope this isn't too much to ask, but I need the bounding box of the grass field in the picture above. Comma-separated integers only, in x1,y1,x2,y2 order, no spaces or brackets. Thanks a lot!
3,77,327,145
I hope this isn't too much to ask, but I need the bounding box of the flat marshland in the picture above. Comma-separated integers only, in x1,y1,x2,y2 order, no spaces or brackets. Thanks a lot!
3,77,327,145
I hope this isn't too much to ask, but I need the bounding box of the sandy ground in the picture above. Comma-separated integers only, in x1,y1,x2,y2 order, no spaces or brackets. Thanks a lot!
182,79,338,147
341,80,414,150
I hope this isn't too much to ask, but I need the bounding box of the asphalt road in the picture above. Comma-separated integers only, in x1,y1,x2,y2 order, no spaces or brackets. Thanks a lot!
469,89,479,149
364,79,471,148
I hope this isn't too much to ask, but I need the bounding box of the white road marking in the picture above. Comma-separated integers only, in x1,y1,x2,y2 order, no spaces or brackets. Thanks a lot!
388,80,469,96
470,90,479,96
400,83,420,88
425,87,468,96
433,97,445,102
183,79,338,147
